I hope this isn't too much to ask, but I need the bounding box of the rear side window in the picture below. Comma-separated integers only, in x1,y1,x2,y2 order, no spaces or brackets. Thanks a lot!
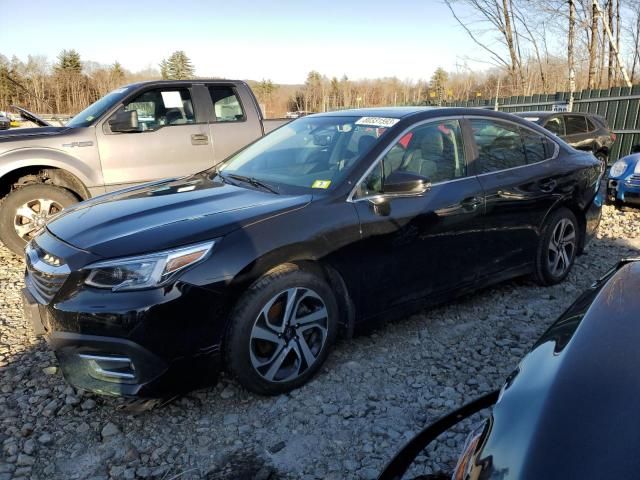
544,117,565,136
586,117,596,131
209,86,244,122
470,119,527,173
565,115,588,135
520,128,555,163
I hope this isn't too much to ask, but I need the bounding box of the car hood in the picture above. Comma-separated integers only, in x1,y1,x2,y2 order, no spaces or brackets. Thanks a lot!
0,126,69,142
476,260,640,479
46,172,312,258
11,105,52,127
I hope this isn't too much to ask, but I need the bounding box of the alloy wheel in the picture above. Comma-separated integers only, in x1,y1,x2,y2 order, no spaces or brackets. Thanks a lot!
547,218,576,277
249,287,329,383
13,198,64,241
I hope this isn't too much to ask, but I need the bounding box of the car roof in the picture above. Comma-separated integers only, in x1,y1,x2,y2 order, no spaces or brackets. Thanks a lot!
309,106,527,120
121,79,247,89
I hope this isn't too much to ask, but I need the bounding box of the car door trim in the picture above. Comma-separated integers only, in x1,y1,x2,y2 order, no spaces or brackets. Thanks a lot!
347,115,472,203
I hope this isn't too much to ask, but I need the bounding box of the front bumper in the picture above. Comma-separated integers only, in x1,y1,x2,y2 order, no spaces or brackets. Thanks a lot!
23,262,231,397
607,176,640,204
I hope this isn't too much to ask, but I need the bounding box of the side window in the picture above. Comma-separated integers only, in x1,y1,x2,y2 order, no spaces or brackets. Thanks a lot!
520,128,555,163
565,115,588,135
355,120,466,198
585,117,596,132
209,86,244,122
121,88,194,131
470,119,527,173
544,117,565,136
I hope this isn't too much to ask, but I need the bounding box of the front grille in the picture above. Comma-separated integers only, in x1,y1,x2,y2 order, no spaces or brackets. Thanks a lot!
25,242,70,303
626,174,640,185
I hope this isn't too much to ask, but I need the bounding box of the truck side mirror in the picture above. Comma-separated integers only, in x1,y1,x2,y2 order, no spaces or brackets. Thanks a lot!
109,109,139,133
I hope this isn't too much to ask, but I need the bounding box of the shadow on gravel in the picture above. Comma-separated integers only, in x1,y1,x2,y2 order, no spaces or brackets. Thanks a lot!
2,227,640,479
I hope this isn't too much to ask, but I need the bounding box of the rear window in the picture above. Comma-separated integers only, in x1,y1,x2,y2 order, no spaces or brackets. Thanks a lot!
209,86,245,122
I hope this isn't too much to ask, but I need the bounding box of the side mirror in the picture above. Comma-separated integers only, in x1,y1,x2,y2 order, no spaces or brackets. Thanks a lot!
384,171,430,195
109,109,139,133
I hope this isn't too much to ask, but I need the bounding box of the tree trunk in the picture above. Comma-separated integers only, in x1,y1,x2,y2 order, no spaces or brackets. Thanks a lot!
607,0,614,87
588,0,599,89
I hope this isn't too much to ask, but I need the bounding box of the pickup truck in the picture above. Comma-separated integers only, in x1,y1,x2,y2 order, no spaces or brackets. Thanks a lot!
0,80,289,254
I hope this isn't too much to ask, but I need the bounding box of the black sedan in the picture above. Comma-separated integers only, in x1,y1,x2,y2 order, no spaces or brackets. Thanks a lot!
0,112,10,130
22,107,602,397
379,258,640,480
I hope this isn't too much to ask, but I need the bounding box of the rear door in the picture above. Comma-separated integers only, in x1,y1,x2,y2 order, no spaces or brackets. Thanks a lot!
206,84,263,163
467,117,561,277
351,118,486,317
97,84,213,190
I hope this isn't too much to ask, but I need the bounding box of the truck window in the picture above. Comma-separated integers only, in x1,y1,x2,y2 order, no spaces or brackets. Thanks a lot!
120,88,195,131
208,86,244,123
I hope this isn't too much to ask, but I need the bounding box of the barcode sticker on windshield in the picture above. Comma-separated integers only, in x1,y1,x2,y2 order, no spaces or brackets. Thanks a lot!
355,117,400,128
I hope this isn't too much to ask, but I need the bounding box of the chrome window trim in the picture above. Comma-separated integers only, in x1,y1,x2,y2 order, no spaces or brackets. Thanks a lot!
466,115,560,178
347,115,467,203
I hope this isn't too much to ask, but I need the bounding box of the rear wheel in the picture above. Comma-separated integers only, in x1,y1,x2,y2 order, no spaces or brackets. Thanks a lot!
533,208,579,285
0,184,78,255
225,265,338,395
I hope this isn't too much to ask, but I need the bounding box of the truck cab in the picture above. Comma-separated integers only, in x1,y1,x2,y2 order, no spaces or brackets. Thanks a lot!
0,80,288,254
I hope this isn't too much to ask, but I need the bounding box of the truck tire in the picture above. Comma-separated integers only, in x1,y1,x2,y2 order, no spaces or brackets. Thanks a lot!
0,184,78,255
225,265,338,395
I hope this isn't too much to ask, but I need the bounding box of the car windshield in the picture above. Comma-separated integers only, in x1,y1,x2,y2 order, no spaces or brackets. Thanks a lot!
65,86,133,128
220,116,394,191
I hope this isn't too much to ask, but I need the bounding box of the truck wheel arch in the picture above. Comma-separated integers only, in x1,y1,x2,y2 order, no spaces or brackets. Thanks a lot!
0,165,91,200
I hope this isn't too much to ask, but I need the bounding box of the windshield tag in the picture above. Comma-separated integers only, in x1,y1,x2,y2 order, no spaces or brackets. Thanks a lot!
355,117,399,128
312,180,331,189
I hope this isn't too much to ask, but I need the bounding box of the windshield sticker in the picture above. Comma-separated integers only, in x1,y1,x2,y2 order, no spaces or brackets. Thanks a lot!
312,180,331,189
355,117,399,128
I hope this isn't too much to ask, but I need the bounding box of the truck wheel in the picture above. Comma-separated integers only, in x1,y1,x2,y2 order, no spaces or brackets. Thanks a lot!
225,265,338,395
0,184,78,255
533,208,579,286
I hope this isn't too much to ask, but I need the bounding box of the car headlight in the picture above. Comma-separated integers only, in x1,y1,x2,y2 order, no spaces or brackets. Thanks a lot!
451,420,489,480
609,160,628,178
84,241,215,291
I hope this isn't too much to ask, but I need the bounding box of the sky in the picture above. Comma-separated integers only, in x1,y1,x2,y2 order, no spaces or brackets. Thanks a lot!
0,0,488,84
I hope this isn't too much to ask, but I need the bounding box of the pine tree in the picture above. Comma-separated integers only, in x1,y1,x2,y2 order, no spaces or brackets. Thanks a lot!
55,50,82,74
159,51,195,80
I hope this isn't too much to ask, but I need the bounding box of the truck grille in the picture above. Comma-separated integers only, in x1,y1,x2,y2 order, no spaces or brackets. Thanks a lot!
25,242,70,303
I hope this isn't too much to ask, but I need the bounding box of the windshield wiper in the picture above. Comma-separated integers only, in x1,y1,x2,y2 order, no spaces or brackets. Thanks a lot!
223,173,279,194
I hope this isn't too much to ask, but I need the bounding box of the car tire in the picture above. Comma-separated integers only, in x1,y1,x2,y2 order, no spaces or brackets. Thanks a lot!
533,207,579,286
0,184,78,255
225,264,338,395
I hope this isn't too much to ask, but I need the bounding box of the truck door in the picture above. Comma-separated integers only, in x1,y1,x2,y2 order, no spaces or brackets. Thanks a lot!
206,85,263,164
96,85,214,190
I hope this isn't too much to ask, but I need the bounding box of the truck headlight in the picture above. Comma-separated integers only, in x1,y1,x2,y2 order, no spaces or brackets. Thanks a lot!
609,160,628,178
84,241,215,291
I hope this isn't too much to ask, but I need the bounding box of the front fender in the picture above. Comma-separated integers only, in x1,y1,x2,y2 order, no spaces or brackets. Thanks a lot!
0,147,103,188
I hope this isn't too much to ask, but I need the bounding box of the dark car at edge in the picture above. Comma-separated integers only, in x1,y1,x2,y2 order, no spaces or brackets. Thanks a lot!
515,110,615,167
378,258,640,480
22,107,602,397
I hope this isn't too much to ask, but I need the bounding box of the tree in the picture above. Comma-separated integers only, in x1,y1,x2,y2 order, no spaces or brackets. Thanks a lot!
159,51,195,80
430,68,449,105
55,49,82,74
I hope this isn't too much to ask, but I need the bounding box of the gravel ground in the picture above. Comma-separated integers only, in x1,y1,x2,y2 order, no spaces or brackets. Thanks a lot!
1,205,639,480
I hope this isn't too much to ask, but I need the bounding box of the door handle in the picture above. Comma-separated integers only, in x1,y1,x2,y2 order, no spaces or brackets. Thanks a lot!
191,134,209,145
538,179,557,192
461,196,483,211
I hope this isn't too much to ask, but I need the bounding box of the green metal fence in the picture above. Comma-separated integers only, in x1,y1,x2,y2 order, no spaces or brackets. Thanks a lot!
445,84,640,162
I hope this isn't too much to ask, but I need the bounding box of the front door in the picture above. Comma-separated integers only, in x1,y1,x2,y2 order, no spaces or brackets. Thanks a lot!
352,119,485,318
97,85,214,190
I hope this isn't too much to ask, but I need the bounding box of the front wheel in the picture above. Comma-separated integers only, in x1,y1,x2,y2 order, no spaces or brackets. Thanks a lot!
0,184,78,255
533,208,579,286
225,265,338,395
